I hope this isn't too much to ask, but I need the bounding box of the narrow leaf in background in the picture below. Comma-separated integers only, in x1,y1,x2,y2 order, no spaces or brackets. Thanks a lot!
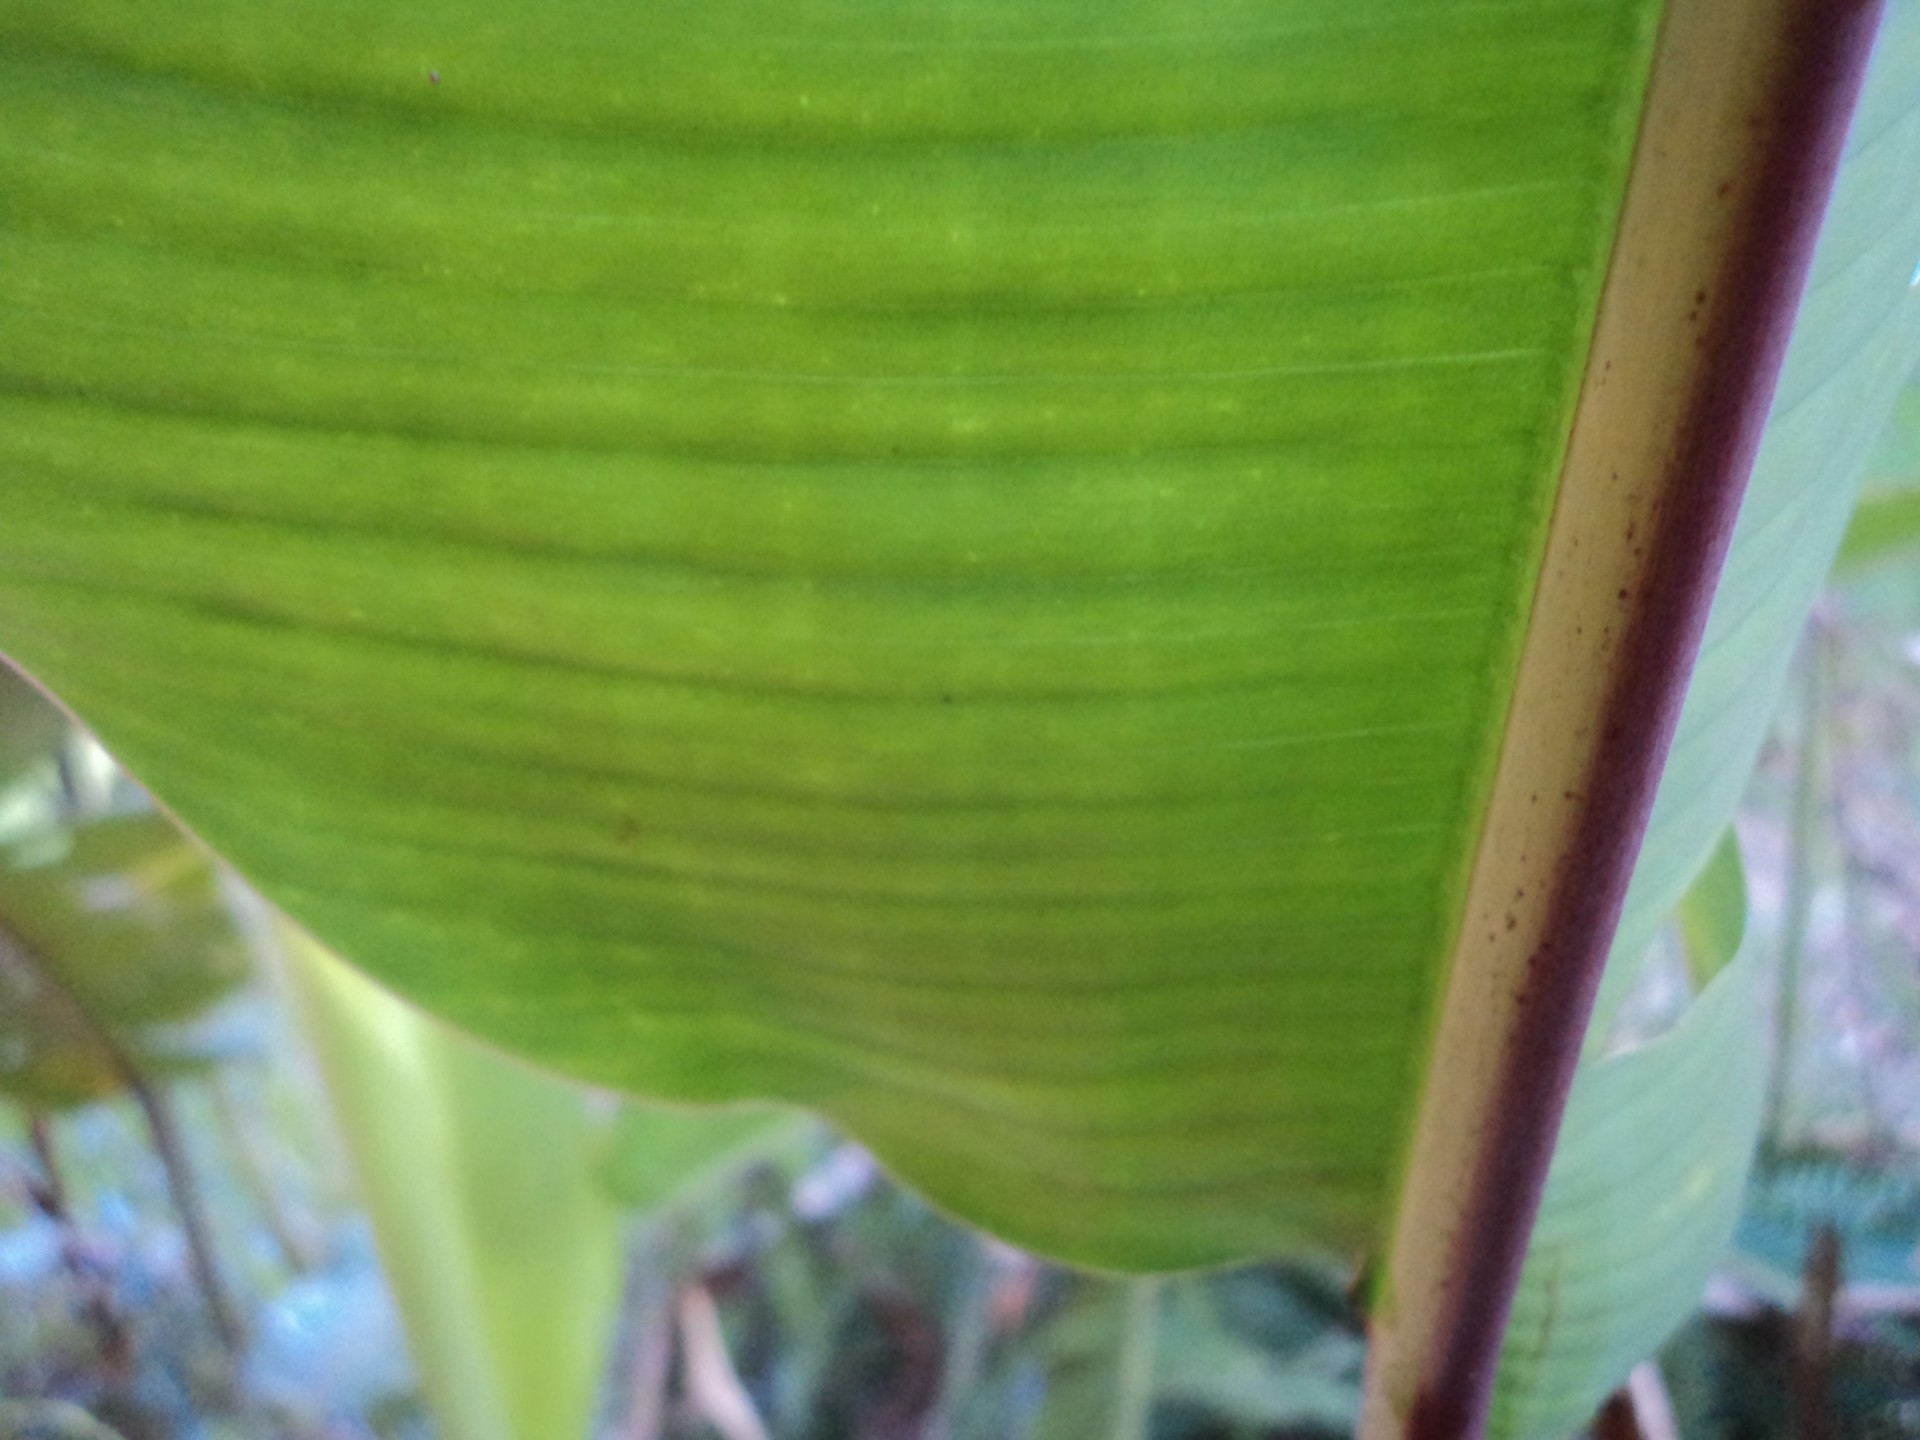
1491,832,1762,1439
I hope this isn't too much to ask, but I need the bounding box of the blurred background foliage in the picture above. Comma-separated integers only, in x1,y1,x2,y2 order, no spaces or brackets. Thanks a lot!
6,381,1920,1439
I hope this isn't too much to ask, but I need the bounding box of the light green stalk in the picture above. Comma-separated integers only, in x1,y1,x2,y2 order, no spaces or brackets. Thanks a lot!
282,927,625,1440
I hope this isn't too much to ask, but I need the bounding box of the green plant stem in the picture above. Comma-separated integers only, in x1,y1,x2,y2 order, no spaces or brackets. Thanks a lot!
27,1110,68,1223
1764,618,1831,1155
208,1070,314,1276
130,1078,246,1357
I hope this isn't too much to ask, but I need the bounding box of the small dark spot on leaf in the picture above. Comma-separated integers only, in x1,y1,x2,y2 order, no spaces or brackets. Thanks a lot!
1506,914,1517,931
429,69,441,85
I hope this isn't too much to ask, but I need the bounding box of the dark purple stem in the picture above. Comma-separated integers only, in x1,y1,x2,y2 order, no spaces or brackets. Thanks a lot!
1407,4,1885,1436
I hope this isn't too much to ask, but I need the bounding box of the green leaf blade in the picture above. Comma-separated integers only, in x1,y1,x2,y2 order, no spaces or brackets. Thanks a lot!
0,0,1663,1267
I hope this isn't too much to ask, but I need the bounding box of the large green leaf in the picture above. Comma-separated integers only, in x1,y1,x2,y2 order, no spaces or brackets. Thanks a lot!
0,0,1666,1271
